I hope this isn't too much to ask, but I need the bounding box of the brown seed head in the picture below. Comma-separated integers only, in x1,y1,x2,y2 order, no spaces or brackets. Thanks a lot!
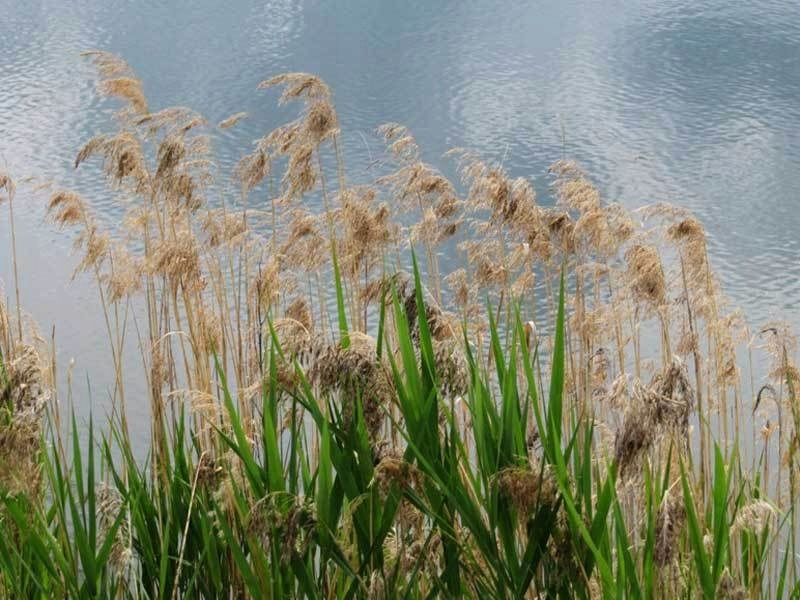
625,244,666,308
82,50,135,78
0,343,49,498
495,464,558,518
47,190,88,226
201,209,249,248
549,160,600,213
236,148,270,192
284,298,313,333
614,394,655,479
305,100,339,143
649,358,694,434
99,77,148,115
218,112,249,129
312,337,393,440
259,73,332,104
150,233,205,293
716,568,746,600
378,123,420,163
96,482,133,577
732,500,777,536
654,492,685,567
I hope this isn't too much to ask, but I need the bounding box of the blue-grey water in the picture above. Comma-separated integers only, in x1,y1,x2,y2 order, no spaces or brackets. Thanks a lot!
1,0,799,431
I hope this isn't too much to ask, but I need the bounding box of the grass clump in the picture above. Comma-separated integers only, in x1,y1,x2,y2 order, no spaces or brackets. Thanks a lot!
0,52,798,597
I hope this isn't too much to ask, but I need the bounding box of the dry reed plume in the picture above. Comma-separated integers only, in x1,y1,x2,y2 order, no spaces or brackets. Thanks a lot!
0,52,796,598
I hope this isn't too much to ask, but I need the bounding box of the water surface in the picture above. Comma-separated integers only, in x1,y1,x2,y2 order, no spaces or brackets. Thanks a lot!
1,0,799,428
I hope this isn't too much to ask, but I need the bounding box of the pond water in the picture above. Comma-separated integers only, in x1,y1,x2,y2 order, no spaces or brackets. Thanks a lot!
1,0,799,433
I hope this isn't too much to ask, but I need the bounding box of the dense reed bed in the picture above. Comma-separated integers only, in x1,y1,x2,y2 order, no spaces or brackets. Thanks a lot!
0,52,798,598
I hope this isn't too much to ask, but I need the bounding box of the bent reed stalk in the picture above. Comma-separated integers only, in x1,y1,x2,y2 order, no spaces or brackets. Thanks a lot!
0,52,798,598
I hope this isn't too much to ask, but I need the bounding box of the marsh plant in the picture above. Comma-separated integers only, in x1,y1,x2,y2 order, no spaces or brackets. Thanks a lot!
0,52,798,598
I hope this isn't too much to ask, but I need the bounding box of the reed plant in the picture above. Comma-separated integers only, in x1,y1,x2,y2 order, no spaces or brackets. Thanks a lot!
0,51,797,597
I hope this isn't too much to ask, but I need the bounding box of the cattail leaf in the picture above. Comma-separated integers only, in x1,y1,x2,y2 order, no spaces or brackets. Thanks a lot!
680,461,714,596
585,460,615,580
316,419,333,545
711,444,731,583
548,268,566,450
330,241,349,349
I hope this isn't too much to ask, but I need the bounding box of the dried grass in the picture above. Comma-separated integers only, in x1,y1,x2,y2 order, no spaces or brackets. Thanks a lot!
0,52,794,598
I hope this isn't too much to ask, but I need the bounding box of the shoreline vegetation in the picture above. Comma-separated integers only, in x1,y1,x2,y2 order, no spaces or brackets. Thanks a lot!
0,51,798,597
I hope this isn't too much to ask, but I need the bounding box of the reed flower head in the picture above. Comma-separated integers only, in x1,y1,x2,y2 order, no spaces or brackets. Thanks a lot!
759,321,798,382
217,111,249,129
614,397,655,480
0,172,15,201
96,482,134,578
313,337,394,440
625,244,666,308
654,492,685,567
47,190,89,226
495,464,558,519
432,341,469,399
150,230,205,294
76,132,150,193
373,451,421,497
236,147,270,192
338,186,397,279
201,209,248,248
379,123,420,163
731,500,777,536
280,210,328,271
550,160,600,213
716,568,746,600
649,358,694,435
0,343,49,498
47,191,112,280
254,73,339,202
83,50,148,115
246,495,316,566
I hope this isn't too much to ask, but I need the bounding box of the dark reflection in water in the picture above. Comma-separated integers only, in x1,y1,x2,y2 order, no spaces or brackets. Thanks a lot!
1,0,799,431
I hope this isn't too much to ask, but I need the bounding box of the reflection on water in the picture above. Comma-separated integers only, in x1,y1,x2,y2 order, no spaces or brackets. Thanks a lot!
1,0,799,428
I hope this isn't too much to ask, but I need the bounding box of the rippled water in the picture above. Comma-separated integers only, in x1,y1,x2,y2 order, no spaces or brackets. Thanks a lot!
1,0,799,426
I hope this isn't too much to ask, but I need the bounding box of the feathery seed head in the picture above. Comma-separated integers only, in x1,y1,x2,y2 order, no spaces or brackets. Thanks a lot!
305,100,339,143
150,232,205,293
0,172,15,202
47,190,88,226
100,77,148,115
236,148,270,192
280,210,328,271
433,341,468,399
313,337,393,439
373,452,421,497
96,482,133,578
614,394,655,479
218,111,249,129
259,73,332,104
0,343,49,498
379,123,420,163
82,50,135,78
650,358,694,434
550,160,601,213
201,209,248,247
495,465,558,519
654,492,685,567
285,298,313,333
732,500,777,536
625,244,667,308
716,568,746,600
